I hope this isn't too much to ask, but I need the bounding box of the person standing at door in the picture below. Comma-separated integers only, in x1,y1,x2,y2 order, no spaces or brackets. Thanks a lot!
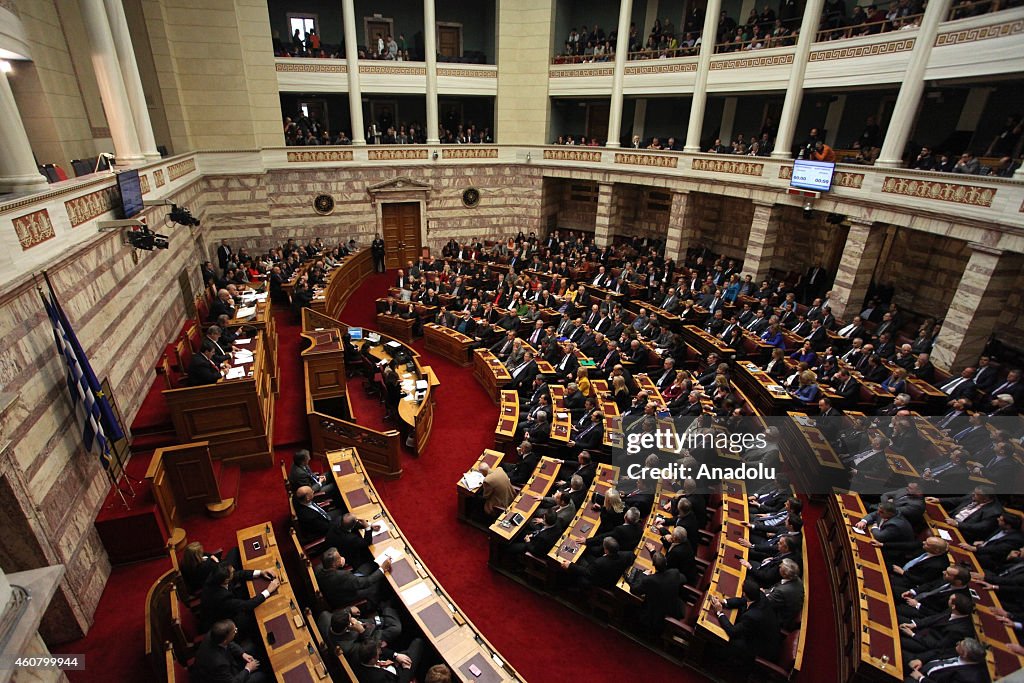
372,234,386,273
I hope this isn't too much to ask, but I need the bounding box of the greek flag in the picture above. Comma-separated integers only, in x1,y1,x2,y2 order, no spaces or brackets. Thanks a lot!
40,281,124,468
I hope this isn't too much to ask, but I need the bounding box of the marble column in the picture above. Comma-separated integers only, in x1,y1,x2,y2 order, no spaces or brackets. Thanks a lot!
605,0,633,148
342,0,365,144
594,182,618,247
742,201,781,284
103,0,160,160
631,98,647,142
683,0,721,152
0,65,49,194
664,191,698,263
875,0,953,167
829,218,885,320
770,0,826,159
80,0,144,164
719,97,737,144
932,245,1024,371
424,0,440,145
824,94,846,147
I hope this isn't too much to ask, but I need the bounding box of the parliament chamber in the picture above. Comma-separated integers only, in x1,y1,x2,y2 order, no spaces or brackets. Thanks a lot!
1,0,1024,682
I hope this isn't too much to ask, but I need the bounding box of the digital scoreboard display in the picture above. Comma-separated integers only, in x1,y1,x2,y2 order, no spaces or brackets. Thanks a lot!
791,159,836,192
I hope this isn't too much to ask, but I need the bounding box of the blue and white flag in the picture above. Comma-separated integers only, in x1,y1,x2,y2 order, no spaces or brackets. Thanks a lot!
40,279,124,468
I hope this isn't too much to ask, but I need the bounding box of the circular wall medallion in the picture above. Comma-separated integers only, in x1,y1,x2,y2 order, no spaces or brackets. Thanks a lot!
462,187,480,208
313,193,335,215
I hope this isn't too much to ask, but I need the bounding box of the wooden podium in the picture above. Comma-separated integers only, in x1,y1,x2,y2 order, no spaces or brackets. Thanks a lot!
145,441,235,550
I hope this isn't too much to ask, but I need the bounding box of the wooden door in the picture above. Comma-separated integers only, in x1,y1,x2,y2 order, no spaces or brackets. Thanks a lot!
366,20,391,54
381,202,422,269
437,25,461,58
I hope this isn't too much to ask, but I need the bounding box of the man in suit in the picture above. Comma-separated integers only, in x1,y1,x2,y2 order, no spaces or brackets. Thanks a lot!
560,536,633,589
555,450,596,489
586,507,643,555
652,357,677,393
315,547,391,610
710,580,783,669
986,368,1023,405
192,619,269,683
508,351,540,393
763,558,804,625
939,367,977,401
188,342,225,386
899,593,977,666
325,513,378,573
630,551,684,633
568,410,604,452
353,635,425,683
906,637,989,683
958,513,1024,570
562,382,586,420
897,565,972,621
652,526,698,585
889,537,952,594
507,508,562,559
859,483,926,531
868,501,918,564
836,315,867,341
216,240,233,272
940,486,1004,544
806,319,828,351
970,356,999,395
911,353,936,383
200,564,280,635
289,449,338,500
741,535,800,588
293,486,343,540
209,289,236,321
478,462,515,516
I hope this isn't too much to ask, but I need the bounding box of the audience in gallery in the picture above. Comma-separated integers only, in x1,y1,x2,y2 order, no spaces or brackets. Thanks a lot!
273,26,414,61
284,110,493,146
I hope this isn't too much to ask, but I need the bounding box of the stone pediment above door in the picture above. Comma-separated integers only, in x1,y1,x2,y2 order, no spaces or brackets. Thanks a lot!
367,176,432,204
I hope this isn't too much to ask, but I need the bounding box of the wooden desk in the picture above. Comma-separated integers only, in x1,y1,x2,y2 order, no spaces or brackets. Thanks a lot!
325,449,525,682
696,481,750,643
457,449,505,522
520,340,556,376
733,362,796,415
821,492,903,683
590,379,621,449
423,323,473,366
488,457,561,559
359,336,435,455
681,325,736,360
778,412,848,493
299,328,345,402
376,312,415,343
473,348,512,404
163,332,276,469
615,481,673,598
495,390,520,445
236,523,331,683
322,249,374,319
547,464,618,564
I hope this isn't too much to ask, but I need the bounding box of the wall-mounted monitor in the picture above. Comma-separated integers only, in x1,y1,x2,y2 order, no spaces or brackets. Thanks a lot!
116,170,144,218
790,159,836,192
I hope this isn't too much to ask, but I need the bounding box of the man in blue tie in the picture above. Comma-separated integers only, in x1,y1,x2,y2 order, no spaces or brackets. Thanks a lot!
905,636,988,682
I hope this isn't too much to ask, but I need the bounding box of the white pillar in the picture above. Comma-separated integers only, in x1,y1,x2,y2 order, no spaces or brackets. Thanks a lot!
632,98,647,142
683,0,721,152
875,0,954,168
605,0,633,148
80,0,143,164
956,87,991,135
770,0,826,159
342,0,365,145
824,94,847,147
0,65,49,193
424,0,440,145
103,0,159,160
719,96,737,143
643,0,660,36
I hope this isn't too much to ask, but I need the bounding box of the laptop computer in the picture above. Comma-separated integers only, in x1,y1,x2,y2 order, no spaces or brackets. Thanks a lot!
348,327,363,341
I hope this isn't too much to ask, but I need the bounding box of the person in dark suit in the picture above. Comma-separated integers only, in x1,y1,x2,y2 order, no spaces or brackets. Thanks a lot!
216,240,233,272
293,486,343,540
586,507,643,555
315,547,391,610
970,356,999,395
188,342,225,386
288,449,337,499
897,565,972,621
199,564,279,635
353,636,426,683
503,442,541,487
568,410,604,452
938,368,977,401
507,508,562,559
959,513,1024,570
742,535,800,587
209,289,236,321
652,526,698,585
508,352,540,392
763,559,804,625
868,502,918,565
560,536,633,589
860,483,926,531
192,619,269,683
900,593,977,666
906,637,989,683
630,551,684,632
939,486,1004,544
889,537,952,594
710,580,782,669
325,513,379,573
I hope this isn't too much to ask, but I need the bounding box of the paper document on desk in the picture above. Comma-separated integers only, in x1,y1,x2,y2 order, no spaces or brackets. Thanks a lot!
768,385,787,393
937,529,953,541
235,306,257,319
556,412,569,420
461,471,485,491
234,350,254,362
234,338,251,345
375,547,403,566
253,292,268,302
416,380,428,390
400,582,432,606
223,367,245,380
385,341,403,350
370,519,391,536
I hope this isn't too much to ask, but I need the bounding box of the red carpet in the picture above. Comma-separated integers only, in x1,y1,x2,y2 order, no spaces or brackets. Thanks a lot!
55,271,837,682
